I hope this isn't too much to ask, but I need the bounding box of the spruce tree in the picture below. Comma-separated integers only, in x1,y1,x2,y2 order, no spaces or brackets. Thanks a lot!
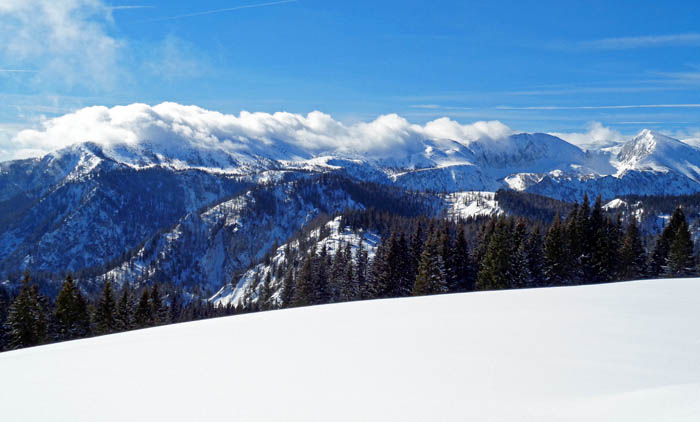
134,288,152,328
313,245,332,305
355,241,370,299
258,271,273,310
115,285,134,331
511,219,531,288
54,275,91,341
525,225,545,287
668,216,695,276
280,265,296,308
619,217,647,280
293,250,315,307
438,224,457,292
476,217,514,290
544,214,568,285
339,243,359,301
329,243,347,302
453,224,474,291
5,272,47,349
94,280,117,335
150,283,167,326
649,206,686,276
413,234,448,296
368,237,391,299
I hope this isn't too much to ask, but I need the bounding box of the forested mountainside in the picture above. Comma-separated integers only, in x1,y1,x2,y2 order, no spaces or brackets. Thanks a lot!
2,190,697,351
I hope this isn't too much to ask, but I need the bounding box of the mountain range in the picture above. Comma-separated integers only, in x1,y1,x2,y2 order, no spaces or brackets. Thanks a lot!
2,102,700,296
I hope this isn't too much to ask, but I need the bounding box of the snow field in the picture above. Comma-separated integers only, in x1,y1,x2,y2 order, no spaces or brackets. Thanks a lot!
1,278,699,421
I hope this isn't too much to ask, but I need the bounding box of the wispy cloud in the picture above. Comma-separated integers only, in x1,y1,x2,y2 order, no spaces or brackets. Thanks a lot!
108,5,154,11
496,104,700,110
577,33,700,50
0,69,36,73
133,0,297,23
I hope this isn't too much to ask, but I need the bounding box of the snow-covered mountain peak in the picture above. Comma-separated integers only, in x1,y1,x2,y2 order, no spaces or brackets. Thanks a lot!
615,129,700,183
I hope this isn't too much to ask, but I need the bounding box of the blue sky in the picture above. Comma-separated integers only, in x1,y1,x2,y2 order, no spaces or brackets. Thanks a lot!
1,0,699,146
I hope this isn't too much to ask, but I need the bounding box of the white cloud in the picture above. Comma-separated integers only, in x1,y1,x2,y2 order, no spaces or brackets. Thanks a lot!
5,102,516,161
0,0,125,91
550,122,626,150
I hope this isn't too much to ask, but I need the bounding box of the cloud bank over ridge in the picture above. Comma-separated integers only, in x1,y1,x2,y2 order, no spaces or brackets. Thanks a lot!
7,102,515,161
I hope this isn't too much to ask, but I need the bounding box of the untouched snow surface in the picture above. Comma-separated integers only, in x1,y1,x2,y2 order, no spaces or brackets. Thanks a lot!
2,278,700,421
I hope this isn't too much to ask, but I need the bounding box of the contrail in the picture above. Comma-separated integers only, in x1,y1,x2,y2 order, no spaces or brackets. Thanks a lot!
0,69,36,73
133,0,297,23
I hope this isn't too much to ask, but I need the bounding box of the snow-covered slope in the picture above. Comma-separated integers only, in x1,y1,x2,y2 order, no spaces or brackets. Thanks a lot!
445,191,503,219
2,278,699,421
616,129,700,182
210,216,381,307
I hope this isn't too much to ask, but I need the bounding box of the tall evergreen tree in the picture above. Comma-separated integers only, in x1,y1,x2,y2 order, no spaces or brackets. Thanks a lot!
413,234,448,296
476,217,514,290
544,214,568,285
525,225,545,287
258,271,273,310
94,280,117,335
293,250,315,307
329,243,347,302
453,224,474,291
510,219,531,288
368,237,391,299
649,206,685,276
133,288,152,328
5,272,47,349
619,217,647,280
339,243,359,301
54,275,91,341
668,214,695,276
280,265,296,308
313,246,332,305
150,283,167,326
115,285,134,331
438,224,457,292
356,241,370,300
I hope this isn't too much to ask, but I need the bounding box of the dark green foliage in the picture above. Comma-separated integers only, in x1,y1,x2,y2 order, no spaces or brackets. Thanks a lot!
5,272,47,349
115,285,134,331
544,214,568,285
261,271,274,310
94,281,117,335
619,218,647,280
452,225,474,291
668,215,694,276
525,225,545,286
54,275,91,341
280,266,295,307
649,206,695,277
293,250,315,307
134,288,152,328
150,283,167,326
476,217,515,291
413,234,448,296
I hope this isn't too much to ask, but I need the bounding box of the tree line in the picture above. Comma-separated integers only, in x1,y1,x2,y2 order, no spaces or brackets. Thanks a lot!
248,194,695,310
1,194,696,352
0,274,246,351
